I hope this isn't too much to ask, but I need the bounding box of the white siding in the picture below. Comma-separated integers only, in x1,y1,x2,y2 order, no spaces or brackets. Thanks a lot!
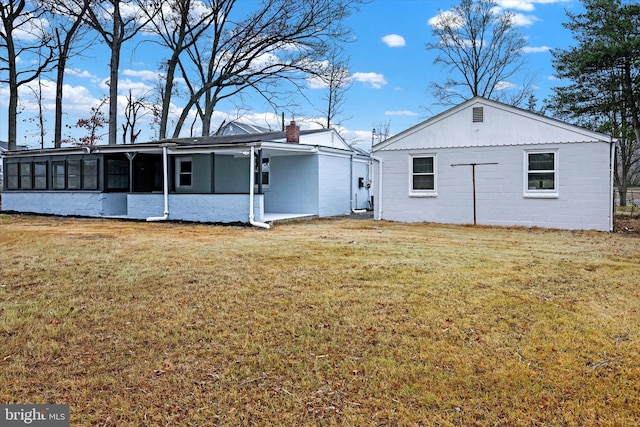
1,192,127,216
351,158,370,210
318,154,351,217
376,99,612,151
266,155,319,214
376,142,611,231
127,194,263,223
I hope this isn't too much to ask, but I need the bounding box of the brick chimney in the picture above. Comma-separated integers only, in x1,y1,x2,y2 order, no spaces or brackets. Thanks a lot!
285,120,300,143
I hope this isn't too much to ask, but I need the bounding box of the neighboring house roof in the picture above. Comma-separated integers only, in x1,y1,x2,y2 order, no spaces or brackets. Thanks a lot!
169,127,355,152
215,120,271,136
0,141,29,151
373,96,613,152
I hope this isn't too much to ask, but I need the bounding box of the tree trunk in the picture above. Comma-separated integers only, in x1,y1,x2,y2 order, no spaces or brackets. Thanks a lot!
108,5,122,145
108,47,119,145
8,75,18,151
6,18,18,150
159,56,177,140
55,53,66,148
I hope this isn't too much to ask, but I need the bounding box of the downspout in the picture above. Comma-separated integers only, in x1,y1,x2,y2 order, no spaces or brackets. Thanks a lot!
609,139,615,232
371,155,383,220
349,154,354,211
249,145,270,229
146,144,170,221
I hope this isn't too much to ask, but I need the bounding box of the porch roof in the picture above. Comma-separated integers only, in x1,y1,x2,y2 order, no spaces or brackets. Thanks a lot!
3,129,364,159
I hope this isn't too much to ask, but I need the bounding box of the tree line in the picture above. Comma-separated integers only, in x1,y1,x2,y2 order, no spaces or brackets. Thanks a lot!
0,0,360,150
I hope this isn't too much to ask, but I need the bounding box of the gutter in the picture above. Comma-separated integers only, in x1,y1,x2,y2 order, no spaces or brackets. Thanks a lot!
370,155,383,220
248,145,271,229
146,144,170,221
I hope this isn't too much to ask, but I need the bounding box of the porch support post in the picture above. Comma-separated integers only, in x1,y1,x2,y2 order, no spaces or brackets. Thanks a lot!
248,145,270,229
125,152,137,192
257,149,263,194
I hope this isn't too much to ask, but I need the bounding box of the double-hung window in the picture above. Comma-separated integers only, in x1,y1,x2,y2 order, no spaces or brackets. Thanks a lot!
176,157,193,189
410,154,436,196
82,159,98,190
52,161,66,190
525,150,558,197
19,163,32,189
33,162,47,189
5,163,19,190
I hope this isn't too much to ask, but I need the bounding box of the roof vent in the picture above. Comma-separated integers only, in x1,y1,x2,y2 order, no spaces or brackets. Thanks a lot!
472,107,484,123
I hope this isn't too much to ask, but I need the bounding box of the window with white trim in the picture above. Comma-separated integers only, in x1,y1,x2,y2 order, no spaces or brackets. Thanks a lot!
255,157,270,187
410,155,436,196
525,150,558,197
176,157,193,189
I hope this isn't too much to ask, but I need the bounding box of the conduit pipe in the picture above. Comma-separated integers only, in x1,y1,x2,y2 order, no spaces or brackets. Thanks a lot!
248,146,271,229
146,144,170,221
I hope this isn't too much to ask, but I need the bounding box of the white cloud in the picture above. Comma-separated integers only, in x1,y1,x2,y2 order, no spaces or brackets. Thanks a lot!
123,69,159,81
522,45,551,53
497,0,535,11
385,110,419,117
495,81,517,90
509,12,538,26
381,34,406,48
352,72,387,89
65,68,97,79
497,0,571,11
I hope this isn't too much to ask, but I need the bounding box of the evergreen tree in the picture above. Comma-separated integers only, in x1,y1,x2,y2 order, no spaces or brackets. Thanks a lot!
546,0,640,205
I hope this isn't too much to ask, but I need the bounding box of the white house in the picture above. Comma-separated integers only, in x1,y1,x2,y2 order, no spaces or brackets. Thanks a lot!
1,122,371,228
371,97,614,231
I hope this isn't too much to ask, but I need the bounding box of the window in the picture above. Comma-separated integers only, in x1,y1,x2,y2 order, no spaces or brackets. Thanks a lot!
67,160,81,189
34,162,47,189
19,163,32,189
255,157,270,187
176,157,193,188
106,158,129,191
410,155,436,196
52,161,66,190
6,163,19,190
525,151,558,197
48,158,98,190
82,159,98,190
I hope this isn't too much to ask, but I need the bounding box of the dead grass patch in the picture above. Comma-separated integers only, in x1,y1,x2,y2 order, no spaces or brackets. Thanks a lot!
1,214,639,425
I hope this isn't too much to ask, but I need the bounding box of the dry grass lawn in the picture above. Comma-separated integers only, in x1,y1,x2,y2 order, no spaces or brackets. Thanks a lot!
1,214,639,426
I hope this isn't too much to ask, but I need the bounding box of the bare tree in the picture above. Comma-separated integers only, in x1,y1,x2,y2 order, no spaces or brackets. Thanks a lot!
76,0,159,145
40,0,92,148
23,72,47,148
0,0,54,150
142,0,218,140
122,89,148,144
172,0,362,139
317,45,352,129
372,120,391,145
425,0,531,107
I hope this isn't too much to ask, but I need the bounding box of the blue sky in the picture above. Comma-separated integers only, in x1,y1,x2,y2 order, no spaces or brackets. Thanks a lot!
1,0,583,150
